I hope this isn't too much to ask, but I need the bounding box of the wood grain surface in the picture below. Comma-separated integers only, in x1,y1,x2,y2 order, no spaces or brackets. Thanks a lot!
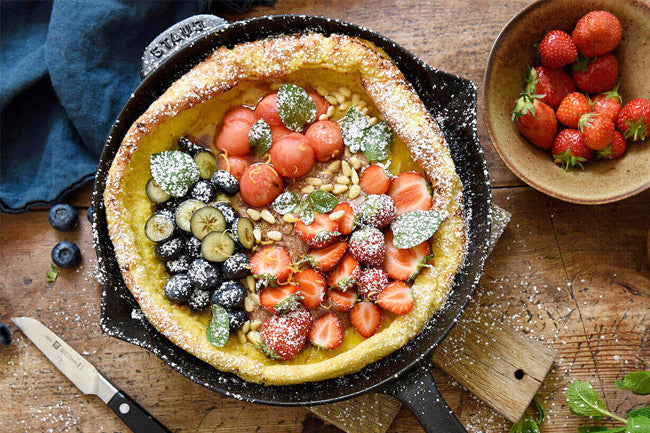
1,1,649,432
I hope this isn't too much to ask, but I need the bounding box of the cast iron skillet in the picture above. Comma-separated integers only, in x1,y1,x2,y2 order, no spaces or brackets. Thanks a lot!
91,14,492,433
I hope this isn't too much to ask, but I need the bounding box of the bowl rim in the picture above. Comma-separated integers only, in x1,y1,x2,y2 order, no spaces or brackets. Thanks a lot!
482,0,650,205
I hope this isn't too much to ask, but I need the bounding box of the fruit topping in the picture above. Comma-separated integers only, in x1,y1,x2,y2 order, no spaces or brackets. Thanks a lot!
358,268,389,301
556,92,592,129
571,53,618,94
349,226,385,267
269,132,315,178
617,98,650,141
260,283,301,314
390,209,444,249
295,212,340,248
155,235,185,261
579,112,615,151
572,10,622,57
511,96,557,150
307,91,329,119
240,163,283,207
187,258,221,291
201,231,235,263
164,274,193,304
260,310,311,361
189,206,226,240
330,202,355,235
174,199,204,233
211,169,240,196
309,313,343,350
303,241,348,273
184,236,202,260
144,212,176,243
326,289,358,312
293,269,326,309
165,254,191,275
327,255,361,291
376,280,414,315
187,288,211,312
48,204,78,232
359,164,392,195
384,230,432,282
150,150,200,197
212,280,247,309
552,129,593,170
217,154,250,181
145,178,171,204
356,194,396,229
387,172,433,216
249,246,293,286
538,30,577,69
305,120,344,162
221,252,250,280
231,217,255,250
276,84,317,132
350,301,382,338
254,93,283,127
51,240,81,269
227,309,248,331
215,107,256,156
178,136,204,156
189,179,217,203
194,151,218,180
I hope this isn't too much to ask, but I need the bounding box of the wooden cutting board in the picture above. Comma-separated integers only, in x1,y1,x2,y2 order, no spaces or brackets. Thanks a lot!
310,206,557,432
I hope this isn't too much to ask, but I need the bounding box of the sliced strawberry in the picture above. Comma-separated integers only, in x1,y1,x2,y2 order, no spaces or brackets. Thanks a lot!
331,202,355,235
359,164,392,195
350,301,382,338
358,268,389,301
295,212,340,248
293,269,326,309
260,311,310,361
384,230,431,281
303,241,347,273
327,289,358,312
249,246,293,286
308,313,343,350
388,172,432,216
259,283,300,314
349,226,385,267
376,281,413,315
327,255,361,291
289,307,313,335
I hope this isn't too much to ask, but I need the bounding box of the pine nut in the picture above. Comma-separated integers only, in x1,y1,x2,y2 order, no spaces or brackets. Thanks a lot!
327,160,341,171
351,168,359,185
260,209,276,224
320,184,334,192
348,184,361,199
253,228,262,242
283,213,298,223
368,116,378,126
267,230,282,241
326,105,335,117
251,293,260,304
325,95,338,105
237,330,247,344
333,184,348,194
351,93,361,105
341,161,352,177
335,176,350,185
318,114,328,121
244,296,255,312
250,319,263,331
316,86,328,96
360,107,369,115
344,148,351,159
242,320,251,333
335,93,346,104
246,208,261,221
246,276,256,292
339,101,351,112
339,87,352,97
329,210,344,220
350,157,362,170
301,185,315,194
247,330,261,345
270,82,282,90
306,177,323,186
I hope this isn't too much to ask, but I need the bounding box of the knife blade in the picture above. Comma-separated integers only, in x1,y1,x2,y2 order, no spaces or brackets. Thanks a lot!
11,317,170,433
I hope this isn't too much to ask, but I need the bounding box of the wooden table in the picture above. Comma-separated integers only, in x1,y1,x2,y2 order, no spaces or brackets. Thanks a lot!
1,1,649,432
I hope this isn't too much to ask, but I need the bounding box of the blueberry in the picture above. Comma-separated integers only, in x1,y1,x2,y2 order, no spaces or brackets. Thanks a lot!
212,201,237,225
164,274,192,303
184,236,202,260
165,254,191,274
162,196,185,213
155,236,184,261
157,207,175,221
211,280,246,309
190,179,216,203
187,258,221,290
211,170,239,195
0,322,11,346
87,205,93,223
178,137,204,156
187,289,211,312
227,309,248,331
221,253,250,280
48,204,78,231
51,241,81,268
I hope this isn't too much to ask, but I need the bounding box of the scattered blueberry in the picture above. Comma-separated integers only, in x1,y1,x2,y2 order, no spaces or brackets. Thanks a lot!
184,236,203,261
211,170,239,195
157,207,175,221
164,274,192,303
48,204,78,231
213,201,237,225
165,254,191,274
162,196,185,213
212,280,246,309
51,241,81,268
190,179,216,203
187,258,221,290
0,322,11,346
178,137,204,156
221,253,249,280
155,236,184,261
87,205,93,223
227,309,248,331
187,289,211,312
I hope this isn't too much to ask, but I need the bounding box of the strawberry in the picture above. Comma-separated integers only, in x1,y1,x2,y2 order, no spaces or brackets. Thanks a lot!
289,307,314,335
303,241,348,273
295,212,340,248
376,281,414,315
538,30,577,69
308,313,343,350
512,95,557,150
250,246,293,286
579,112,615,151
551,129,593,170
349,226,385,267
327,255,361,291
556,92,592,129
527,66,575,110
597,131,627,159
358,268,389,301
359,164,392,195
387,172,433,216
356,194,396,229
331,202,355,235
617,98,650,141
350,301,382,338
259,283,301,314
592,83,622,122
384,230,431,282
572,10,622,57
293,269,326,309
572,54,618,94
327,289,358,312
260,310,311,361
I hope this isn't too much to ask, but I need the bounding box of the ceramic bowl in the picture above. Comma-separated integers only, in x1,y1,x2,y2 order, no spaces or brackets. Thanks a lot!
483,0,650,204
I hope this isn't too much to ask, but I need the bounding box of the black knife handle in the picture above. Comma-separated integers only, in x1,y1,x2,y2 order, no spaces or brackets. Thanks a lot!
107,390,171,433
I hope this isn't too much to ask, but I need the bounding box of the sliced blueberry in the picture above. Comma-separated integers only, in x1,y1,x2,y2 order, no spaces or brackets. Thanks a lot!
189,179,217,203
51,241,81,268
211,170,239,195
165,254,191,275
184,236,202,260
227,309,248,331
212,280,246,309
155,236,185,261
187,289,211,312
213,201,237,226
221,253,250,280
187,258,221,290
178,137,204,156
0,322,12,346
48,204,78,231
87,205,93,223
164,274,192,303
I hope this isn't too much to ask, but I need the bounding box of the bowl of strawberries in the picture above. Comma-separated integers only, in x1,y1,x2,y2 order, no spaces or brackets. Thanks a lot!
484,0,650,204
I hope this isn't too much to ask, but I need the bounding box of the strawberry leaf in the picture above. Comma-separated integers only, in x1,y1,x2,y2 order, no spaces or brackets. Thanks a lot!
554,150,587,171
273,293,303,314
272,191,299,215
248,118,272,156
206,304,230,347
277,84,317,132
391,210,444,249
150,151,200,197
340,106,370,152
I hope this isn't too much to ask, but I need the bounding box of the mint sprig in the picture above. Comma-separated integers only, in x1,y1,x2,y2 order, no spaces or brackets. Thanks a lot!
272,191,299,215
362,121,393,162
340,106,370,153
297,191,338,225
46,263,59,283
509,395,545,433
150,150,200,197
206,304,229,347
390,210,444,249
248,118,272,156
276,84,317,132
615,371,650,395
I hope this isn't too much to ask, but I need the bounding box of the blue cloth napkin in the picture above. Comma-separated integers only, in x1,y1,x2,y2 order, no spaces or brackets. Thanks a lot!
0,0,272,213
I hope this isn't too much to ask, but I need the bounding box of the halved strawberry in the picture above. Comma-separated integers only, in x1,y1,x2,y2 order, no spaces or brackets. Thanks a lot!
384,230,431,281
387,172,432,216
293,269,326,309
327,289,358,312
295,212,340,248
350,301,382,338
331,202,355,235
376,281,413,315
259,283,301,314
303,241,348,273
260,311,311,361
309,313,343,350
327,255,361,291
359,164,392,195
249,246,293,286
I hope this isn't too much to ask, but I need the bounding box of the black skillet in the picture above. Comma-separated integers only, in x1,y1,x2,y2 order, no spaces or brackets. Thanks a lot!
91,14,492,433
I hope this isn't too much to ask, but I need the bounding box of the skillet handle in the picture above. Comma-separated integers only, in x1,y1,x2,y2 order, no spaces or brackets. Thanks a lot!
140,14,228,79
382,362,467,433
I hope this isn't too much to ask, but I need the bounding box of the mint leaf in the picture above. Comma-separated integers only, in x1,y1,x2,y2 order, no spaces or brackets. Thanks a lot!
309,190,338,213
628,406,650,419
298,197,314,225
272,191,299,215
567,380,608,421
534,396,545,423
616,371,650,395
626,416,650,433
150,151,200,197
509,416,540,433
46,263,59,283
362,121,393,162
578,427,625,433
206,304,229,347
340,106,370,153
277,84,316,132
248,118,272,156
390,210,444,249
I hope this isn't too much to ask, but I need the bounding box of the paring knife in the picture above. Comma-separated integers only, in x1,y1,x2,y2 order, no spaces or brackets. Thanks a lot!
11,317,170,433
